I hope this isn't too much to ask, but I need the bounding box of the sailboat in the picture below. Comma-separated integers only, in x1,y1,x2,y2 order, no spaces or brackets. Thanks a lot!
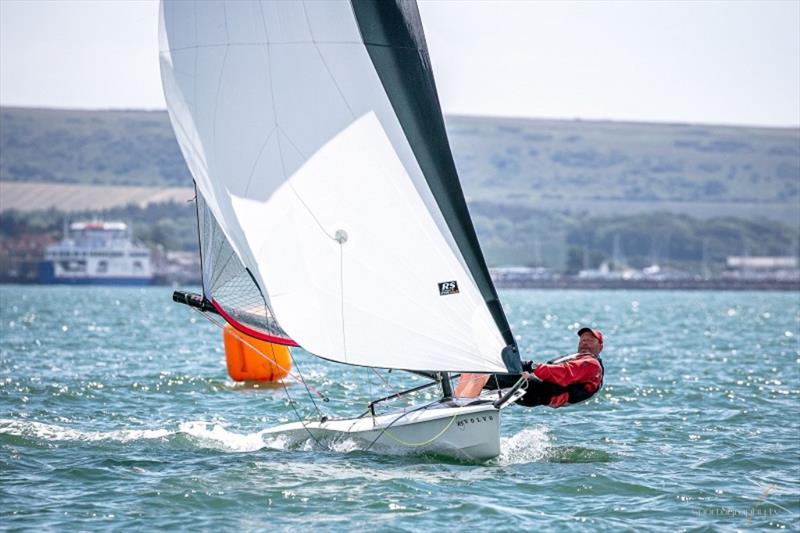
159,0,525,460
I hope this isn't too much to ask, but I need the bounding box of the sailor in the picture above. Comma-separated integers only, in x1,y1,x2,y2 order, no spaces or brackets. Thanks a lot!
455,327,605,408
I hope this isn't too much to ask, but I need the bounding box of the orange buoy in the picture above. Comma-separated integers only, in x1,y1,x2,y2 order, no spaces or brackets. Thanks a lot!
222,323,292,382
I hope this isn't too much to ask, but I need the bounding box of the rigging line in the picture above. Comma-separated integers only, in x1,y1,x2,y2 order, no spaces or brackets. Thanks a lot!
190,307,323,446
370,368,393,391
492,374,503,399
288,342,324,420
362,399,440,453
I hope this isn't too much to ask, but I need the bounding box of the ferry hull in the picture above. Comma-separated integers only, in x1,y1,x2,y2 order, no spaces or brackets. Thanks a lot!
38,262,152,286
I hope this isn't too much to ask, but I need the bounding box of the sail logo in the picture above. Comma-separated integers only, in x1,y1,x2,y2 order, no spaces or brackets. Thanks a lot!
438,281,459,296
457,414,494,430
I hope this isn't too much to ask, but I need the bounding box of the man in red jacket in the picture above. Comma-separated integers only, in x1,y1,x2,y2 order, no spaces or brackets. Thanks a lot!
455,327,605,408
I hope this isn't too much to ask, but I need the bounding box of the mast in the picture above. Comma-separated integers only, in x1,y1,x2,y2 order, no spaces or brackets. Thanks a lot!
439,372,453,399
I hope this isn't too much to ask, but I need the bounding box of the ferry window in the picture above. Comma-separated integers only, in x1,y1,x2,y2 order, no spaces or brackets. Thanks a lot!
97,261,108,273
60,260,86,272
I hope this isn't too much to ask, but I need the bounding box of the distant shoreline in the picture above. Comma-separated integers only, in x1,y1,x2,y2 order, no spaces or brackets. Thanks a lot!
493,278,799,291
1,279,796,291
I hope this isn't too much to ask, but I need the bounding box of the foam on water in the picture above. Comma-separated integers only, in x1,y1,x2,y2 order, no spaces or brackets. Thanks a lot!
0,418,299,454
496,425,552,465
175,421,273,452
0,419,172,443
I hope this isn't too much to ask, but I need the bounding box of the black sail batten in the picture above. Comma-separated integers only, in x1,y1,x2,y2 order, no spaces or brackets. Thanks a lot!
350,0,519,372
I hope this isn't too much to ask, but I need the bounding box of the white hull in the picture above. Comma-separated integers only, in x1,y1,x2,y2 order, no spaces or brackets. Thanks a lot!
264,391,523,461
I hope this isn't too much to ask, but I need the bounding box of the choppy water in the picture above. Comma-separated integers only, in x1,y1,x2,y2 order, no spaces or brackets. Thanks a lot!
1,286,798,530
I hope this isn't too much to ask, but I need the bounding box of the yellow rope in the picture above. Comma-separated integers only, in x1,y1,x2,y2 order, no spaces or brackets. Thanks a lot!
379,413,458,448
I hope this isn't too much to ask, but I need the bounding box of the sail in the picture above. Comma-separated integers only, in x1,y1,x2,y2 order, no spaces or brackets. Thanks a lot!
196,190,296,345
159,0,520,373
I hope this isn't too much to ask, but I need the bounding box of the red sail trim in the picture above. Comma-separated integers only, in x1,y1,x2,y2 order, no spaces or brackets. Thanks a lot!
211,298,299,347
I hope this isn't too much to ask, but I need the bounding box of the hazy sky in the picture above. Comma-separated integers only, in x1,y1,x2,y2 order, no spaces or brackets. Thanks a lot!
1,0,798,127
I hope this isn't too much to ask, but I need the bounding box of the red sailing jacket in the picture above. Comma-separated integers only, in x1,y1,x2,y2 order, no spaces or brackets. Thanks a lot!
532,353,604,408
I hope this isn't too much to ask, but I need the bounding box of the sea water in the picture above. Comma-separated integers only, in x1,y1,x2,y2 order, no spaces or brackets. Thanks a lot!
1,286,798,530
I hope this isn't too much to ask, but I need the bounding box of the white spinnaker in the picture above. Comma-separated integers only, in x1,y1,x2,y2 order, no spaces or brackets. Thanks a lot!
159,0,507,372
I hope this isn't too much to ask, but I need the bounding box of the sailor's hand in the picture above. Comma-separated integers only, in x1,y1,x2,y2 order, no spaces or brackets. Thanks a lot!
521,360,534,373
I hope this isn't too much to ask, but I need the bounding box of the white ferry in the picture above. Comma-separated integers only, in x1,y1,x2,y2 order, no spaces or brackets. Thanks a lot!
38,222,153,285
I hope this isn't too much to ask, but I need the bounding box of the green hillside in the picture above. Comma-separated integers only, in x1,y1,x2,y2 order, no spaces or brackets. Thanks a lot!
0,107,190,186
1,107,797,269
2,107,798,212
447,115,799,219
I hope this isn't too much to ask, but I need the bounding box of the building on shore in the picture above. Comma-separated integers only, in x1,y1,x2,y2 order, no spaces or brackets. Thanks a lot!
724,256,800,282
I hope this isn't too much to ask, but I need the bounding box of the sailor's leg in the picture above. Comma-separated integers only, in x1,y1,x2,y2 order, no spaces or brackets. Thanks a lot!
514,378,550,407
454,373,491,397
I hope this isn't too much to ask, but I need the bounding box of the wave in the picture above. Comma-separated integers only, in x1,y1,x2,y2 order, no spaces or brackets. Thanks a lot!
0,419,171,443
496,426,553,464
0,418,296,453
0,418,610,464
496,426,613,464
176,421,287,452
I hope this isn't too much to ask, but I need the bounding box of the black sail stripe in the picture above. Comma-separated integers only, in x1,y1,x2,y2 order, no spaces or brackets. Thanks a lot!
349,0,519,371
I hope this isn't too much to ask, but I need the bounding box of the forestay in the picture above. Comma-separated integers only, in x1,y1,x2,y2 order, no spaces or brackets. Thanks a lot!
159,0,520,373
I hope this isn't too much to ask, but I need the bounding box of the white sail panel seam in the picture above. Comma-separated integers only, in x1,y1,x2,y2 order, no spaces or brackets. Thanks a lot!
256,0,276,136
288,182,335,241
221,1,229,42
211,0,230,174
165,41,368,53
300,0,356,121
192,1,198,125
256,1,271,42
243,126,278,196
211,44,230,180
278,128,337,242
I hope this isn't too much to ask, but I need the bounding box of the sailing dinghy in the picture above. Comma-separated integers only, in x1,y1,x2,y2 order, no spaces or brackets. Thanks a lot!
160,0,525,460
